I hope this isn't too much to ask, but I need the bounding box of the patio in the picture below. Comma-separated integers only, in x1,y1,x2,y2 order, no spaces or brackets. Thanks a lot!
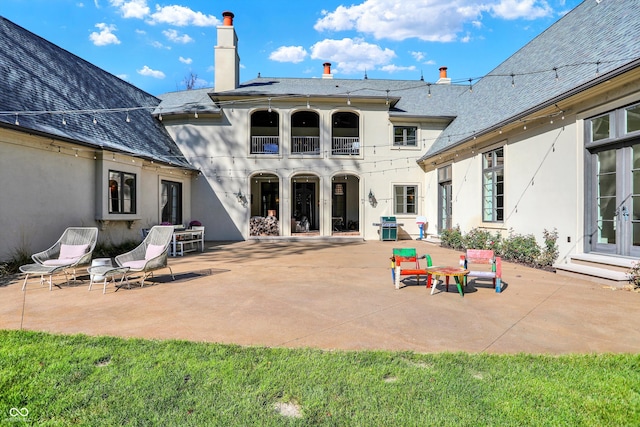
1,240,639,354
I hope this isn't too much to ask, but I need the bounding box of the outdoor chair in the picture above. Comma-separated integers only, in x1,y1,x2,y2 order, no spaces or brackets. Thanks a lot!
391,248,432,290
460,249,502,293
24,227,99,286
115,225,175,287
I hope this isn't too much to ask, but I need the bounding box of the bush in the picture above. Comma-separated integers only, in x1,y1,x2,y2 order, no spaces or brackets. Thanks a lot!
501,231,540,265
0,246,32,276
93,240,141,259
537,228,559,267
463,228,503,252
440,226,464,250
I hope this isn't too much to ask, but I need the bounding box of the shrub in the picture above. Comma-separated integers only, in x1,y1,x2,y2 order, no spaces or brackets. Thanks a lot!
440,226,463,250
537,228,559,267
463,228,503,252
0,246,32,276
628,262,640,290
93,240,141,259
501,231,540,265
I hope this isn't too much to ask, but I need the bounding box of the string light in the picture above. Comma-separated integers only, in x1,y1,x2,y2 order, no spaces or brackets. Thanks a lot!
511,73,515,87
14,114,19,125
126,111,130,123
468,78,473,92
268,98,272,113
194,111,198,119
62,115,66,125
553,67,559,82
306,95,310,109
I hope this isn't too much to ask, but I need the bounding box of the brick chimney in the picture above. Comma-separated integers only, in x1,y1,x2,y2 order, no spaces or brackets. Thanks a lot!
322,62,333,79
214,11,240,92
436,66,451,85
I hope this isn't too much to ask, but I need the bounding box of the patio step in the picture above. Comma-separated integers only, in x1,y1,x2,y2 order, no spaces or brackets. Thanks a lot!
554,253,637,287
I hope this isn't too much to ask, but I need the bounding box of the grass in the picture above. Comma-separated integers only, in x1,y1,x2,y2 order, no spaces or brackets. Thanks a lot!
1,330,639,426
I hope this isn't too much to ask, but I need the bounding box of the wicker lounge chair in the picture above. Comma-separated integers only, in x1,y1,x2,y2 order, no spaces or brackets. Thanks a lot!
115,225,175,287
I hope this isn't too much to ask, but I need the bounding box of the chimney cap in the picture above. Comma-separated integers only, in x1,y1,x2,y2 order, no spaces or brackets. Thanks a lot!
222,11,234,26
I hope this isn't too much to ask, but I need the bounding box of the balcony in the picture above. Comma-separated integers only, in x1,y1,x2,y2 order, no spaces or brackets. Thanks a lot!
331,137,360,156
292,136,320,155
251,136,280,155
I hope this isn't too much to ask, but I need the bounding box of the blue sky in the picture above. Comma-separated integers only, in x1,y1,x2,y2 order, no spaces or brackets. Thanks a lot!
2,0,582,96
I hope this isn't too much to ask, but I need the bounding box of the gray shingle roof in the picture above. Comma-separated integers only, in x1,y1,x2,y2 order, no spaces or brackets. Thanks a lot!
0,16,191,168
421,0,640,159
206,77,466,119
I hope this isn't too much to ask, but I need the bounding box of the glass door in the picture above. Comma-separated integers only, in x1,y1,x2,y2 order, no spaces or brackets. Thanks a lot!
592,144,640,257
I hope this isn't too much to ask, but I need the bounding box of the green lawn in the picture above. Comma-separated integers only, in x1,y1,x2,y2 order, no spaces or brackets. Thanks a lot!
1,330,638,426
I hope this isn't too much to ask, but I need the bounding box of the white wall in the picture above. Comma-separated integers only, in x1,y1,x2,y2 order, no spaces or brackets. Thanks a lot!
0,129,193,262
163,100,443,241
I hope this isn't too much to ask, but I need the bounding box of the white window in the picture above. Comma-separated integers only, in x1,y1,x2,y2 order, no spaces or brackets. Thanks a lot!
394,185,417,214
393,126,417,146
482,148,504,222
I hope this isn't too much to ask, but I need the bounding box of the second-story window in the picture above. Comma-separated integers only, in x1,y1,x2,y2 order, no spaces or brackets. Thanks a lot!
393,126,417,146
331,112,359,155
291,111,320,155
251,110,279,154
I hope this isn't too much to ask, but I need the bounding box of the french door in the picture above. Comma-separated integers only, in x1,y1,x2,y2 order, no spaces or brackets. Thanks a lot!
592,143,640,256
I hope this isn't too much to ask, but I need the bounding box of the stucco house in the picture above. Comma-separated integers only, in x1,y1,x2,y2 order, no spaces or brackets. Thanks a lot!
2,1,640,284
0,17,197,262
158,2,640,281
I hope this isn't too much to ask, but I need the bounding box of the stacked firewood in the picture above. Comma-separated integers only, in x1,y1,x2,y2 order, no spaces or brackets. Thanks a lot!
249,216,279,236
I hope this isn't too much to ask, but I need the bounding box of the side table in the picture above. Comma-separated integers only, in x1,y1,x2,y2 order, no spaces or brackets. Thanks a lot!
427,266,469,297
88,265,130,294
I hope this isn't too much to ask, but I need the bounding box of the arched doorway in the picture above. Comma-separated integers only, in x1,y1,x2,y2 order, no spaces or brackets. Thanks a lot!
291,174,320,234
249,173,280,236
331,174,360,234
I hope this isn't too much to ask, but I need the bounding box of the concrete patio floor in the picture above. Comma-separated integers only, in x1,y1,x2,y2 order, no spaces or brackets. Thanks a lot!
1,240,639,354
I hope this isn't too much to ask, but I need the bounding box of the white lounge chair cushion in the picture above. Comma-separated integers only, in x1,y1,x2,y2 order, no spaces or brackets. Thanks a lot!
121,260,147,270
145,244,166,260
43,257,82,266
41,243,89,266
59,244,89,259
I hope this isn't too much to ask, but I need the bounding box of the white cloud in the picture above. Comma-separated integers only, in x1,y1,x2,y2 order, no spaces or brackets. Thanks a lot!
314,0,481,42
269,46,308,63
148,5,219,26
89,23,120,46
380,64,417,73
410,51,425,62
163,29,193,44
137,65,165,79
314,0,555,42
491,0,552,20
179,56,192,64
310,38,396,74
109,0,149,19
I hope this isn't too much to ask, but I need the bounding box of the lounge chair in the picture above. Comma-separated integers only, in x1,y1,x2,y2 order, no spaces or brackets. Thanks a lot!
115,225,175,287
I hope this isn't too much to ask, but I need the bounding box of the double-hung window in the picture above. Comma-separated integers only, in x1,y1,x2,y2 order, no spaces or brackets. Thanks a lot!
108,170,136,214
482,148,504,222
394,185,417,214
393,126,417,147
